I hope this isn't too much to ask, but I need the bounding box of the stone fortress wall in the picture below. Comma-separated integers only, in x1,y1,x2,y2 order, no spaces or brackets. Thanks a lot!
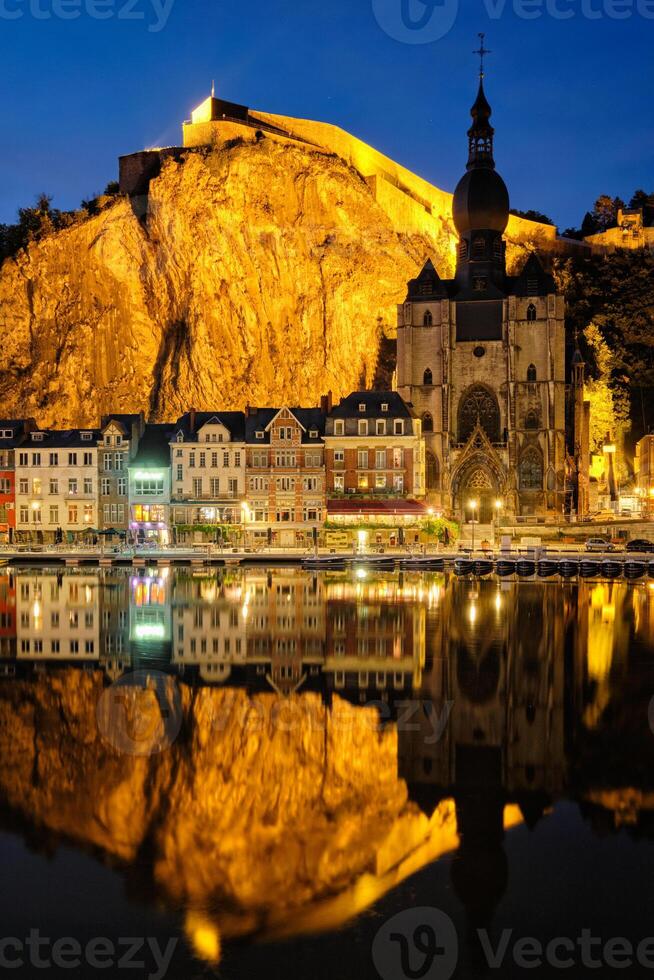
120,94,567,254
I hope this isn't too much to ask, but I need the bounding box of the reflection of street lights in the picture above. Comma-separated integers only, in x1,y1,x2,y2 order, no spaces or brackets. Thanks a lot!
468,499,478,552
240,502,250,552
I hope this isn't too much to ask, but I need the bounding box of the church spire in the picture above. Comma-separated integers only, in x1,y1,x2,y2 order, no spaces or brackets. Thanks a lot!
467,34,495,171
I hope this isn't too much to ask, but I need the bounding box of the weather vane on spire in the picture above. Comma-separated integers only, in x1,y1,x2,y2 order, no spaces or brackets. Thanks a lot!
474,33,491,80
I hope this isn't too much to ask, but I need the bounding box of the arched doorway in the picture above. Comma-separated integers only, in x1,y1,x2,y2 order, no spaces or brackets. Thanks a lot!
453,463,501,523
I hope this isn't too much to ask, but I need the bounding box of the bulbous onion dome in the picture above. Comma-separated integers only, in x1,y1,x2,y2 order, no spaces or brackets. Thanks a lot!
452,167,510,235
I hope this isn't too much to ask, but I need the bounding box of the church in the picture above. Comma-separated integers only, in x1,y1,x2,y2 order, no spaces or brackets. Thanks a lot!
396,66,582,523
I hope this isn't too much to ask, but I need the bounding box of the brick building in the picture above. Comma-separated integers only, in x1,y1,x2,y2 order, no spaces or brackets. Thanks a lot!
324,391,424,498
244,407,326,548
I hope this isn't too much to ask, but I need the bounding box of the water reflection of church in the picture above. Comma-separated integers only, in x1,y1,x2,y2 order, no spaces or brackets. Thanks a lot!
2,567,654,842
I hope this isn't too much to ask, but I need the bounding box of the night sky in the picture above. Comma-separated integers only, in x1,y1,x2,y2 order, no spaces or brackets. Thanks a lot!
1,0,652,229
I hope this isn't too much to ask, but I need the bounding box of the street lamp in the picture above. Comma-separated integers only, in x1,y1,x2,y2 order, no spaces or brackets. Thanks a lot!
468,499,478,553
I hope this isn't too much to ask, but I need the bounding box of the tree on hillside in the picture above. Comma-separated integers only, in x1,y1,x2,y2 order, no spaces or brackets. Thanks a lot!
0,193,70,263
629,189,654,226
592,195,625,233
510,208,556,227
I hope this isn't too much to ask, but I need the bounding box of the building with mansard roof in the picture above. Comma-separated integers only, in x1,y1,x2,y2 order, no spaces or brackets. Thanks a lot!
395,72,586,522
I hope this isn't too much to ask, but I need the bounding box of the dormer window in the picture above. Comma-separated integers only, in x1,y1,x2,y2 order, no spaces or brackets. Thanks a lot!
359,404,366,413
81,432,92,441
0,430,12,439
256,431,264,440
381,403,389,413
31,433,44,442
176,432,184,442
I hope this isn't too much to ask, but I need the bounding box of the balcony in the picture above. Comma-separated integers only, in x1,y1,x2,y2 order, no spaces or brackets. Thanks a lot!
172,492,241,502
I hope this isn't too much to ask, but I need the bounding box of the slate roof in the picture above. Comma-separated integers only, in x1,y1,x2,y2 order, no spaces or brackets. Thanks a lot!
245,408,325,444
330,391,415,420
173,411,246,442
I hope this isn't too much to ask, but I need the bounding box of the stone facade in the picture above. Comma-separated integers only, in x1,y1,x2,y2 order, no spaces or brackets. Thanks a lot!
396,78,569,522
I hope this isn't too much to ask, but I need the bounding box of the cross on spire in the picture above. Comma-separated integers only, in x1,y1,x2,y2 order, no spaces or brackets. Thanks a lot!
474,32,491,79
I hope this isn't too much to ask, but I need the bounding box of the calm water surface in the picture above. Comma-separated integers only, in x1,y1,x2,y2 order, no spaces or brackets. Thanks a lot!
1,565,654,978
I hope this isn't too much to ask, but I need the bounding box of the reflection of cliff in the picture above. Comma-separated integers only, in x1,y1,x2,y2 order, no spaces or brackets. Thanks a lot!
0,673,443,942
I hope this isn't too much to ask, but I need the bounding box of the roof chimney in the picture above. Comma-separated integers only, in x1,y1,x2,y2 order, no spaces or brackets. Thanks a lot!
320,391,333,414
189,408,197,434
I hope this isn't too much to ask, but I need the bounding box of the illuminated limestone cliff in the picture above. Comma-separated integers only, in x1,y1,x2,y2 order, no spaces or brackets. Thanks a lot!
0,135,543,426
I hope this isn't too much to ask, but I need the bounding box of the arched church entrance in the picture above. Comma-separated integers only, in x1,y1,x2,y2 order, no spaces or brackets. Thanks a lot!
454,465,500,523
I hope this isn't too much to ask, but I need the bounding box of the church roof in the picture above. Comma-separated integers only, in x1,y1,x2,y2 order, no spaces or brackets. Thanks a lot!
510,253,556,297
405,259,447,301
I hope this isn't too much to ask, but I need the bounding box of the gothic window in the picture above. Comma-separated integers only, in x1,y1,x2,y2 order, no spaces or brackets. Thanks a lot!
493,237,503,260
458,386,500,444
527,303,537,321
519,448,543,490
527,364,537,382
525,409,539,430
426,452,439,490
472,236,486,259
423,310,433,326
423,368,433,387
422,412,434,433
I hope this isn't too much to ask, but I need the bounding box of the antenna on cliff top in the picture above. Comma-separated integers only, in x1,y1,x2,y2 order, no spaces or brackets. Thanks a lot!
474,33,491,80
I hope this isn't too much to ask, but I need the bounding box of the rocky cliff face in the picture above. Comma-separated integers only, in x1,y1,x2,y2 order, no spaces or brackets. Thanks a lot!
0,140,458,425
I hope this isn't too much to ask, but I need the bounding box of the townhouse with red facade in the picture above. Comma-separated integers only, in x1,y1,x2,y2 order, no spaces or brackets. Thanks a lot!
244,407,326,548
0,420,36,544
323,392,427,545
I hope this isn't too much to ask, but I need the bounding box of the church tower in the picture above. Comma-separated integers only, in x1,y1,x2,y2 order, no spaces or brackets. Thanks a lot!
396,43,567,521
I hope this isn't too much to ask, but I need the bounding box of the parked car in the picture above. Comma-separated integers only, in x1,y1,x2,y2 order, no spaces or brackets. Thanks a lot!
626,539,654,554
586,538,614,553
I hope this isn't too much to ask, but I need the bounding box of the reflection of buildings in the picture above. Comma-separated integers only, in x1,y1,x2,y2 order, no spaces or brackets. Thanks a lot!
400,580,566,804
245,571,326,693
0,572,16,663
324,575,428,702
172,574,246,685
15,573,100,662
128,569,172,668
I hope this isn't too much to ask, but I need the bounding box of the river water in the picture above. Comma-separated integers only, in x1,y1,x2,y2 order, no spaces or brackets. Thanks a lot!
0,565,653,978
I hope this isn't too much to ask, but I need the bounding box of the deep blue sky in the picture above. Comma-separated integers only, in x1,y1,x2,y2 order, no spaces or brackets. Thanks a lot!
0,0,652,229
